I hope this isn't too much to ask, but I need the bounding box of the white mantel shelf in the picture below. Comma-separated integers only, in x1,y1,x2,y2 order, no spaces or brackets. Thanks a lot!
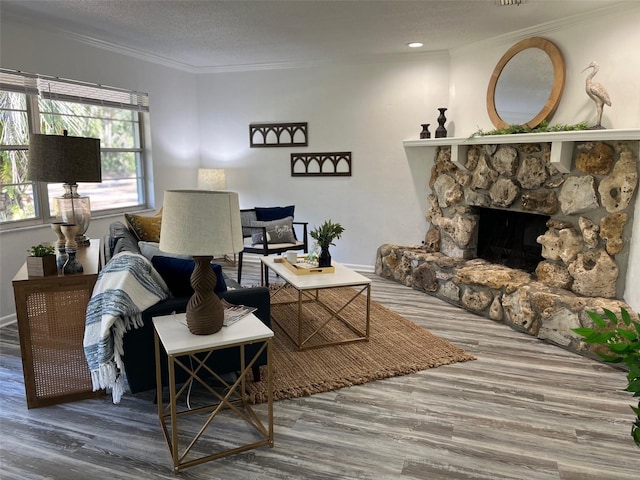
403,128,640,147
403,129,640,172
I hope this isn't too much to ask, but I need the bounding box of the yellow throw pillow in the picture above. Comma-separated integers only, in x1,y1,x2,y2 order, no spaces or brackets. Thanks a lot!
124,211,162,242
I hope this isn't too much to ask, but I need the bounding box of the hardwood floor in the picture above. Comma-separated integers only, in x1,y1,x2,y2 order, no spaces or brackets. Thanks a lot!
1,256,638,479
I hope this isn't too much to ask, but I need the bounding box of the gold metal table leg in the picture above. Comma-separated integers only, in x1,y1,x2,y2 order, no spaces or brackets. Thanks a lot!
155,336,273,472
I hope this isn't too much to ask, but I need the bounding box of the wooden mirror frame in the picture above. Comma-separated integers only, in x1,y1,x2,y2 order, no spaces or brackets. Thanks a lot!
486,37,566,129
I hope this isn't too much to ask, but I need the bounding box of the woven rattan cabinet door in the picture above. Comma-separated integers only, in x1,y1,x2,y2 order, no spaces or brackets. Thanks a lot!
12,240,104,408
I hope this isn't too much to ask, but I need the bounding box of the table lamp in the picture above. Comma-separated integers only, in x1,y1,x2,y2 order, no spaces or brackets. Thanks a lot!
28,130,101,246
160,190,243,335
197,168,227,190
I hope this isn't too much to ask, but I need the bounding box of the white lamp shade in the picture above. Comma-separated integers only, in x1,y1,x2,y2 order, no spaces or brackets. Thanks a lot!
197,168,227,190
160,190,243,256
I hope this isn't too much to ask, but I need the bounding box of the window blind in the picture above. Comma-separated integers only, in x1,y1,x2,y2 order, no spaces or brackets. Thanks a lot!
0,69,39,95
0,68,149,112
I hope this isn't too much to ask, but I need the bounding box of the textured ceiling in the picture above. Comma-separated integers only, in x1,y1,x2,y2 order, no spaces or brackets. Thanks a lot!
1,0,622,72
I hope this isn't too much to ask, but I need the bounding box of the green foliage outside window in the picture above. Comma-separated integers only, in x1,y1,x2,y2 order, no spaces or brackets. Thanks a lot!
0,91,32,222
1,89,145,225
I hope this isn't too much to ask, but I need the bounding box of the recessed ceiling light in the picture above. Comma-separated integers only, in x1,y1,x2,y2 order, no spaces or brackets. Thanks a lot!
407,42,424,48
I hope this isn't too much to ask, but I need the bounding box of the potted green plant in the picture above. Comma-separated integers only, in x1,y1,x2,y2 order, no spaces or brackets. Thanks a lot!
26,244,57,277
310,219,345,267
573,308,640,447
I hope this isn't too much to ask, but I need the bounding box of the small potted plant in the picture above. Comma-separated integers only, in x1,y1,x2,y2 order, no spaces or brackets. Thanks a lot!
27,244,57,277
310,219,345,267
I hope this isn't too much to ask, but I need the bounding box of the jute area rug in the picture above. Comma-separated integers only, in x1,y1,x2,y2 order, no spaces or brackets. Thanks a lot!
245,286,475,404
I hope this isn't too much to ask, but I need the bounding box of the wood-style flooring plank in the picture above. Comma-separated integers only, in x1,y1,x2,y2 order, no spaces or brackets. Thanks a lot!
0,255,638,480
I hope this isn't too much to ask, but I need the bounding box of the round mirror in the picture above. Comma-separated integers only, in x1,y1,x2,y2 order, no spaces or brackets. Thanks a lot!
487,37,566,129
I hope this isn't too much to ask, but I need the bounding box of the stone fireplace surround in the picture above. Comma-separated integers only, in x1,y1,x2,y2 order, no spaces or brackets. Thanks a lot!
377,130,639,359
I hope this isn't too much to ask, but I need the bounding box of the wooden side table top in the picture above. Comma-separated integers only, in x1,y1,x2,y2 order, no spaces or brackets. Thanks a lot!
13,239,101,285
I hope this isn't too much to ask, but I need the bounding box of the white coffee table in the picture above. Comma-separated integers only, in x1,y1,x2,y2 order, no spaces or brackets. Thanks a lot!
260,256,371,351
153,312,274,472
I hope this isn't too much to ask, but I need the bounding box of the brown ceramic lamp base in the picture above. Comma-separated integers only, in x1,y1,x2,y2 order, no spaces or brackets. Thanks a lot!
186,255,224,335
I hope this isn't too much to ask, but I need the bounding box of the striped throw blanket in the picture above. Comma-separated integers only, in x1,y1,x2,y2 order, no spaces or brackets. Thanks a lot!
84,251,170,404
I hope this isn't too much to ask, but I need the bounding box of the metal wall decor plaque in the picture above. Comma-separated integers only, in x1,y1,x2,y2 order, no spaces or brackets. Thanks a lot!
291,152,352,177
250,122,308,147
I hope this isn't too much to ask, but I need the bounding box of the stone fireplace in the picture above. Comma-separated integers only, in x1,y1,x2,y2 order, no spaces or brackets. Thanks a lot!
377,132,639,358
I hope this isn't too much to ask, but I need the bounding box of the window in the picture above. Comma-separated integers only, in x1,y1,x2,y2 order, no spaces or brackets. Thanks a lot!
0,69,150,228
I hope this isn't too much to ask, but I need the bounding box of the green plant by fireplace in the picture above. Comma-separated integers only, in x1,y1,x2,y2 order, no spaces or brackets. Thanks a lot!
573,308,640,447
469,120,589,138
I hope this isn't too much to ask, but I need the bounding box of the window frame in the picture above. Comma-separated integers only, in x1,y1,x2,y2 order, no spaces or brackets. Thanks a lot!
0,69,150,231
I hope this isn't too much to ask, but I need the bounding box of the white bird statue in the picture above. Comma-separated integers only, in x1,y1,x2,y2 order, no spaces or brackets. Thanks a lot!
582,61,612,129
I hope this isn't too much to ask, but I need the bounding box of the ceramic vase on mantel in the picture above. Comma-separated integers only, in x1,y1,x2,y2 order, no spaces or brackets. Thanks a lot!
420,123,431,139
435,107,447,138
318,246,332,268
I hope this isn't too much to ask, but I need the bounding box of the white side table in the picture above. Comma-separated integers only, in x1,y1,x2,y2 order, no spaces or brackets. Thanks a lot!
153,312,274,472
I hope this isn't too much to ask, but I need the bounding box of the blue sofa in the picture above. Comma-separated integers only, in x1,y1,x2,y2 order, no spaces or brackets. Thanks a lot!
103,221,271,394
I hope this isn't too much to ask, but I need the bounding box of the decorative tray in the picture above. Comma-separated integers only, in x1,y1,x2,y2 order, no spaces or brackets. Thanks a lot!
278,258,335,275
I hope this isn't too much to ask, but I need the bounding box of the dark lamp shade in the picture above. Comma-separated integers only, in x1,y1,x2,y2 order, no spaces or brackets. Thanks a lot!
28,133,101,183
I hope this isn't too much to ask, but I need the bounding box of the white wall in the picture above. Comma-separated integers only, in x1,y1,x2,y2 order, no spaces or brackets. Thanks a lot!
196,57,450,267
448,4,640,310
448,4,640,134
0,20,201,321
1,4,639,321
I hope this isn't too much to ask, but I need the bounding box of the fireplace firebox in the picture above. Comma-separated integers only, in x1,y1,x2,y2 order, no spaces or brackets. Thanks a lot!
475,207,549,273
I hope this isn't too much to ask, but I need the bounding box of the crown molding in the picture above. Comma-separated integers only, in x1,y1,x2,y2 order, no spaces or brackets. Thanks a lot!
7,1,636,74
64,31,201,73
59,27,450,74
40,22,450,74
196,50,450,74
3,11,202,73
7,10,449,74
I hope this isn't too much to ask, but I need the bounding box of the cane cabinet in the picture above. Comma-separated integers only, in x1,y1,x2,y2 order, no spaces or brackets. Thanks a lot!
12,240,103,408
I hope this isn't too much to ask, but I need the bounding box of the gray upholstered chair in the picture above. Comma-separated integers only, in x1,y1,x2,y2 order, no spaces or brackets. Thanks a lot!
238,207,308,285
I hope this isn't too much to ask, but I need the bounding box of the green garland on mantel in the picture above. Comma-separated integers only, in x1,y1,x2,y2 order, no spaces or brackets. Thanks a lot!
469,120,589,138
